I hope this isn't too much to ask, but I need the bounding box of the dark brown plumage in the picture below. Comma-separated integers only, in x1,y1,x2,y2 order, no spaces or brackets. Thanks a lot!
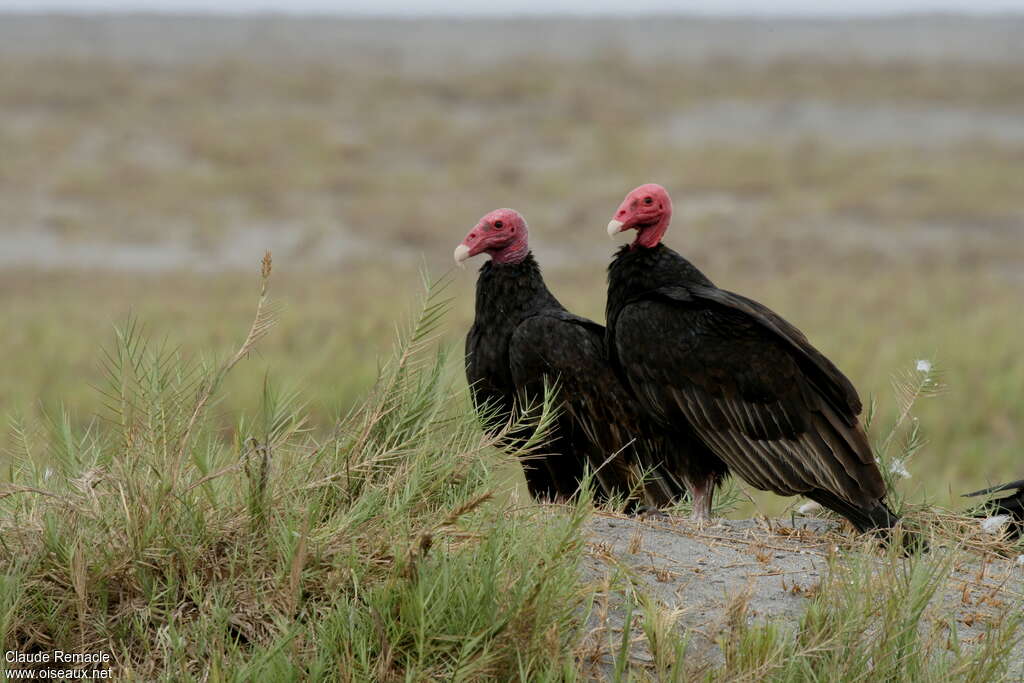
459,209,688,508
605,184,897,533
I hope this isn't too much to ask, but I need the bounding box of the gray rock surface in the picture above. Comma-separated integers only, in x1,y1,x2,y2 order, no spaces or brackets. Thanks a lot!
580,513,1024,679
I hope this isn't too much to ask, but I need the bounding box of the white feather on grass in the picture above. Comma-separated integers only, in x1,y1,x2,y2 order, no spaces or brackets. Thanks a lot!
798,501,822,514
980,515,1011,534
890,459,911,479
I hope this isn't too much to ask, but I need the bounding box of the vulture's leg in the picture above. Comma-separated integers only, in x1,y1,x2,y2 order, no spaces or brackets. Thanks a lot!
689,475,716,522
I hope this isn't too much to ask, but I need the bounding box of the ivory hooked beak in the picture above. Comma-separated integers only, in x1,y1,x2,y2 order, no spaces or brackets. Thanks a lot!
453,243,471,267
607,219,624,237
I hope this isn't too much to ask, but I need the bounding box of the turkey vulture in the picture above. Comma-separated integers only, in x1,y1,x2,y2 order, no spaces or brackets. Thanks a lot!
604,183,898,533
457,208,688,509
964,480,1024,539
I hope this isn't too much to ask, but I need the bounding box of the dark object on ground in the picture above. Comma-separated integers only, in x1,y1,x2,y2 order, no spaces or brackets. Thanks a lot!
604,183,898,534
457,208,688,509
964,479,1024,539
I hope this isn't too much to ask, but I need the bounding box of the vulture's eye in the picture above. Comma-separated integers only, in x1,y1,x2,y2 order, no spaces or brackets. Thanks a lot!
494,220,504,229
644,197,653,205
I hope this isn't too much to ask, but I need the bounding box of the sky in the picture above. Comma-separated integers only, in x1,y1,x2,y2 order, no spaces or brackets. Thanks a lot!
2,0,1024,15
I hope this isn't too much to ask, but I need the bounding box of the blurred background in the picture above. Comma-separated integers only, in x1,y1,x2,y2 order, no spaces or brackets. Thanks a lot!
2,3,1022,512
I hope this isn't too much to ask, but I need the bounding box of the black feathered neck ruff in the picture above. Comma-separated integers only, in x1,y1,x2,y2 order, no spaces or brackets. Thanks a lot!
607,243,714,310
474,252,561,326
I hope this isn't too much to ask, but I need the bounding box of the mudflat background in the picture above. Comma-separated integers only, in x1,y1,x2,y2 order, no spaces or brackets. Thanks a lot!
2,14,1023,515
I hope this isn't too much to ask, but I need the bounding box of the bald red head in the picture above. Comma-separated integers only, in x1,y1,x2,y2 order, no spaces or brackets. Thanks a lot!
607,183,673,249
454,208,530,266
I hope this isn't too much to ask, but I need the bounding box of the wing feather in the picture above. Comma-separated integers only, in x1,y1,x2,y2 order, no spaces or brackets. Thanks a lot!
510,312,688,507
615,295,886,508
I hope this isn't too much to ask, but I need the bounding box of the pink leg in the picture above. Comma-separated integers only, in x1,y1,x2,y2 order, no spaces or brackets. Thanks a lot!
689,476,715,522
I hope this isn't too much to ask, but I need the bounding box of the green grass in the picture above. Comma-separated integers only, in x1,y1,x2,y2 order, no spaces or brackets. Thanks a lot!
711,544,1022,682
2,272,1021,680
0,271,595,680
3,258,1020,516
2,27,1024,676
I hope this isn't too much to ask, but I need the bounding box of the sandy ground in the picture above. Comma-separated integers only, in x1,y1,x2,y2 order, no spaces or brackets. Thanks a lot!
581,513,1024,678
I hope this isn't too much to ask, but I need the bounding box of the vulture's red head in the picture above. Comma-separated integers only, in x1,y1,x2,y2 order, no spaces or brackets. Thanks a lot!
454,208,530,266
607,183,673,248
